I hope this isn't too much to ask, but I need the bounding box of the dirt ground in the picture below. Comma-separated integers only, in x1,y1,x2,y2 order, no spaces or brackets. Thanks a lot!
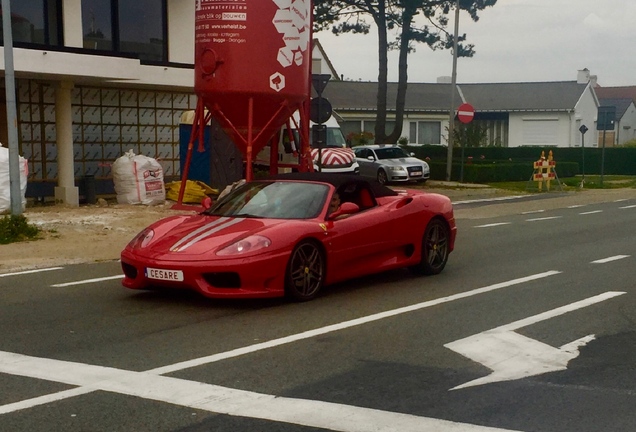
1,182,635,274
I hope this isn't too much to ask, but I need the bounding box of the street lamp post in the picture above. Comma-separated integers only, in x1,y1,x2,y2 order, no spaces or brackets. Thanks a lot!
445,0,460,182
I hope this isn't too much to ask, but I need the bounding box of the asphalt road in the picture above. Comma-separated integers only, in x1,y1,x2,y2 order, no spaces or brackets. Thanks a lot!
1,195,635,432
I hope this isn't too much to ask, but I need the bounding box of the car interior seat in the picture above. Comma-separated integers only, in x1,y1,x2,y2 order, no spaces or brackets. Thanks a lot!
357,188,375,209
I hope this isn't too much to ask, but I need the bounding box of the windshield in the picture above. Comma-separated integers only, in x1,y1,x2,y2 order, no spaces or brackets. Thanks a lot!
286,127,347,150
205,181,330,219
308,127,347,149
324,128,347,148
375,147,410,160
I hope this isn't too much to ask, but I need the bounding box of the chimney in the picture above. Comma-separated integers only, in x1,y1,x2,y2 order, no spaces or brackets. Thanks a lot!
590,74,598,87
577,68,590,84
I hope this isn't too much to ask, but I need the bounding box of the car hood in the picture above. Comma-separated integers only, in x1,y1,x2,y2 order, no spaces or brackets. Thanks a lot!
381,157,428,167
128,214,287,258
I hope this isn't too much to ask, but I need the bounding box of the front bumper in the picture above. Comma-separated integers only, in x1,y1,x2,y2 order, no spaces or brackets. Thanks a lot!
120,248,291,299
313,161,360,174
387,167,430,182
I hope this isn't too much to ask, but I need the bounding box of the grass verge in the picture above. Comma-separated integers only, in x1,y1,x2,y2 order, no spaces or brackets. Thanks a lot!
488,175,636,193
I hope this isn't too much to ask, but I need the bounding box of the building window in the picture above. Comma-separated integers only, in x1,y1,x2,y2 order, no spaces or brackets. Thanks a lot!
81,0,167,62
341,121,361,142
82,0,113,51
0,0,62,46
118,0,166,62
409,123,417,143
417,121,441,145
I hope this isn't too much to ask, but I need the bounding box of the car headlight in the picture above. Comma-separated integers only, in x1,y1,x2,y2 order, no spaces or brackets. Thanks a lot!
388,166,406,172
217,235,272,256
127,228,154,249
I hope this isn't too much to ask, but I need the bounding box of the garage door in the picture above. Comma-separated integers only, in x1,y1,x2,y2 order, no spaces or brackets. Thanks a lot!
521,119,558,146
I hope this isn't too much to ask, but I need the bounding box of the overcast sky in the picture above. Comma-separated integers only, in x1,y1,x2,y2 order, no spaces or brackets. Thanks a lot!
314,0,635,87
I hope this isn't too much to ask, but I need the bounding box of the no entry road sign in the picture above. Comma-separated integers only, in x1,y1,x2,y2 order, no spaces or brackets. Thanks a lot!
457,103,475,124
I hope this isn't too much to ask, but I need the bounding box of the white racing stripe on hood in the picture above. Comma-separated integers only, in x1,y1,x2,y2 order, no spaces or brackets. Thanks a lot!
170,217,229,252
172,218,245,252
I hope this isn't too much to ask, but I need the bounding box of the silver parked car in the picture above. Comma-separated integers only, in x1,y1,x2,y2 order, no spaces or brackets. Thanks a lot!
353,145,430,185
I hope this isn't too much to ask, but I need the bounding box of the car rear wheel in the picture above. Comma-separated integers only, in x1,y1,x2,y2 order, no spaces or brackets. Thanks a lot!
285,241,325,301
377,169,388,185
409,218,449,275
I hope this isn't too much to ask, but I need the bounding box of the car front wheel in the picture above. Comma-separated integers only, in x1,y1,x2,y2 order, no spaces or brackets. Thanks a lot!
377,169,388,185
285,241,325,301
409,218,449,275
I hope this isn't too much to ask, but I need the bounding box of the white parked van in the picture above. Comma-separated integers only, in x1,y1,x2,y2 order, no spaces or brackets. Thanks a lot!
256,113,359,174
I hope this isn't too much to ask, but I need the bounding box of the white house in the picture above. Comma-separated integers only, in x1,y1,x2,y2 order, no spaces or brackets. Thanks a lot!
322,70,600,149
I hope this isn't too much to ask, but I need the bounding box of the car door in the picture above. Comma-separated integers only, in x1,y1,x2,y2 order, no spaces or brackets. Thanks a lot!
355,148,375,178
322,188,403,283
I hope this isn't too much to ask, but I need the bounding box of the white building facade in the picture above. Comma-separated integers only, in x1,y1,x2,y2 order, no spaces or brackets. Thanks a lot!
1,0,197,205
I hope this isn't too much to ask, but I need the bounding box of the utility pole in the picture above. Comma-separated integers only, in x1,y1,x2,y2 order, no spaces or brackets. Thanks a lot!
2,0,23,215
445,0,460,182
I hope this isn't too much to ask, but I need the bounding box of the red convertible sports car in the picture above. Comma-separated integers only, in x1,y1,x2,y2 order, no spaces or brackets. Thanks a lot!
121,173,456,301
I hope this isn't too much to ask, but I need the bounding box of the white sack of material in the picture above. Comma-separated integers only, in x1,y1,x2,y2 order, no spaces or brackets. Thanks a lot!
112,150,165,205
0,146,28,213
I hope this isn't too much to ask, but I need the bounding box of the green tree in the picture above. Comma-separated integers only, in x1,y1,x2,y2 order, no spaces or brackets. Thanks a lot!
313,0,497,144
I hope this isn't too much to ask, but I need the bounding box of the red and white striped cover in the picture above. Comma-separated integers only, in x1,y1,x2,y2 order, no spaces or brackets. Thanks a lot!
310,148,355,166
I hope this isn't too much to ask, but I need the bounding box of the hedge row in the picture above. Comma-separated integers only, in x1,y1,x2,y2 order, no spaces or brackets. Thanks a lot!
427,161,579,183
405,145,636,181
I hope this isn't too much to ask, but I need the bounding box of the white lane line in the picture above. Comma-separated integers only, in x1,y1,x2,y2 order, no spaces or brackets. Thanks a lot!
619,204,636,209
453,195,527,205
0,388,94,415
51,275,122,287
474,222,511,228
521,210,544,215
493,291,626,332
0,271,560,420
526,216,562,222
591,255,630,264
579,210,603,215
567,205,585,208
0,351,520,432
0,267,63,278
614,199,629,202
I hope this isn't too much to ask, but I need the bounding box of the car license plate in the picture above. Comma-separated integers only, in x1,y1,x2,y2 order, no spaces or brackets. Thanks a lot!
410,171,422,177
145,267,184,282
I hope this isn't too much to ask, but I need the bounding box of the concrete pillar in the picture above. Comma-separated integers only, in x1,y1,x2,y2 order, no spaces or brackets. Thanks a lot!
54,80,79,206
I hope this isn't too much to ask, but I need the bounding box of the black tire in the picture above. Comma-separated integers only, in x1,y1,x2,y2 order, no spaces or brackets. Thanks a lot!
377,169,388,185
409,218,450,276
285,241,325,301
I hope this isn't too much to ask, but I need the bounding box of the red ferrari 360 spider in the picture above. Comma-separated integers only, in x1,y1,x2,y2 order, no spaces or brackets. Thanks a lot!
121,173,456,301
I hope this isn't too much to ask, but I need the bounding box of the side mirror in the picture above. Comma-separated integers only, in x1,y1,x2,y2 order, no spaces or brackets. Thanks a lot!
330,202,360,219
202,196,214,210
410,152,415,156
367,155,375,161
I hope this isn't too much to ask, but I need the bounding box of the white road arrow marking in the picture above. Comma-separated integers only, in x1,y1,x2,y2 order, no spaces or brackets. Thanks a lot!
445,291,626,390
